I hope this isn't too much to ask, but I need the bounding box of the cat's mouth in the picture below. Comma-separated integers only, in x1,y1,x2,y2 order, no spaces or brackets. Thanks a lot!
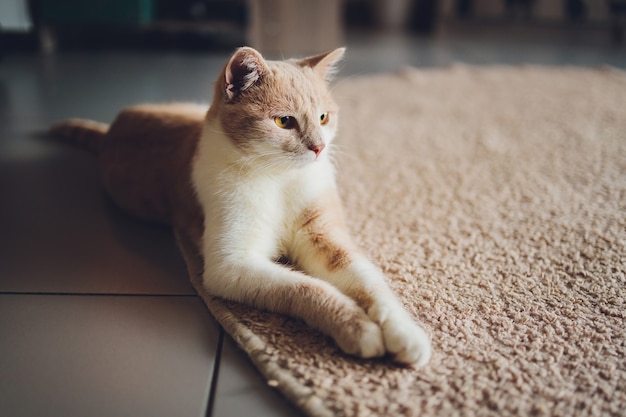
295,151,318,164
280,138,327,161
280,145,326,166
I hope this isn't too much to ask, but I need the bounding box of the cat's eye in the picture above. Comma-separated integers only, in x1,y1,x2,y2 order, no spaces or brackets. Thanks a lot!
320,113,330,125
274,116,295,129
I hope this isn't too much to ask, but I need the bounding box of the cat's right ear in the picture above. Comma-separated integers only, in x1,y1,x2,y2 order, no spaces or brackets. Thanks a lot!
224,47,268,101
297,47,346,83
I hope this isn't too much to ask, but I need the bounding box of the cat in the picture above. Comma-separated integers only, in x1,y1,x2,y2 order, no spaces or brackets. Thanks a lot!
50,47,431,366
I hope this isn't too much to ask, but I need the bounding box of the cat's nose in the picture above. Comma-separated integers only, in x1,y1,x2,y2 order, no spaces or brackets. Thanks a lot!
309,143,325,158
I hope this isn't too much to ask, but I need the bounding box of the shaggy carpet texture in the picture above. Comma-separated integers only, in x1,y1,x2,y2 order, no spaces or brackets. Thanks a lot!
194,65,626,417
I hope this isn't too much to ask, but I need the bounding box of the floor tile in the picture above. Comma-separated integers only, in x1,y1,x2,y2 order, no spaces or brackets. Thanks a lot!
0,137,197,295
0,293,218,417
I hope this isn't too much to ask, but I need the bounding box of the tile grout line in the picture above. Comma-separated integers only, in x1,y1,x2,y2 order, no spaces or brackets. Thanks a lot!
205,328,225,417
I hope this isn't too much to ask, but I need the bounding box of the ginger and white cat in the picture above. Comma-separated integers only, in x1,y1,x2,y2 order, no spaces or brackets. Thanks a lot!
50,47,431,366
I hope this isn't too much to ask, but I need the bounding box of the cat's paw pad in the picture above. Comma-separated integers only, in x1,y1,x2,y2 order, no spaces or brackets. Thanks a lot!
382,316,431,367
334,313,385,359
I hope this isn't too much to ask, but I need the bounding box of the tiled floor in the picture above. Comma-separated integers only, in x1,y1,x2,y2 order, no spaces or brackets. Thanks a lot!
1,23,624,417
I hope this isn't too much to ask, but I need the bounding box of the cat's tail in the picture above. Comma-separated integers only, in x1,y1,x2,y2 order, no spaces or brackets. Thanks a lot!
49,119,109,154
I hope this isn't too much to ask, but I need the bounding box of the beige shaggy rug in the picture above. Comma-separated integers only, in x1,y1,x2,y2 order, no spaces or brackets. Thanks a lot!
192,65,626,417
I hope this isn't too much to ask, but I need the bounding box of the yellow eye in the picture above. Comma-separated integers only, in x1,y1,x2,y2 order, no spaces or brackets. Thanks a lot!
274,116,295,129
320,112,330,125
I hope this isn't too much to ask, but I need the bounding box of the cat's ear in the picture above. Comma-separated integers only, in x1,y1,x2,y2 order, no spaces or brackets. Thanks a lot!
297,47,346,82
224,47,268,101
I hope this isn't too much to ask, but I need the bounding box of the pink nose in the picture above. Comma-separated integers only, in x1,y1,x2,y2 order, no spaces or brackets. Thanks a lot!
309,143,325,157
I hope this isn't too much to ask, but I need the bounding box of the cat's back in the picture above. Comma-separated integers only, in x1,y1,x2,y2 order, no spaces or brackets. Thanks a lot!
99,103,207,225
106,103,206,146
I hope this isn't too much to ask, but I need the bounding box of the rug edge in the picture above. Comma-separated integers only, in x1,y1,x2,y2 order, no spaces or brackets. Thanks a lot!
192,281,334,417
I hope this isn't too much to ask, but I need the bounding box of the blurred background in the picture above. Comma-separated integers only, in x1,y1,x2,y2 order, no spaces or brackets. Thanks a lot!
1,0,625,66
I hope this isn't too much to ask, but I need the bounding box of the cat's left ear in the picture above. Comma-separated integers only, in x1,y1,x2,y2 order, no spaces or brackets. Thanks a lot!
297,47,346,83
224,47,268,101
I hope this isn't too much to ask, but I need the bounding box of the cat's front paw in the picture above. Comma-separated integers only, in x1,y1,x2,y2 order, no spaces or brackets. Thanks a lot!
333,311,385,359
370,304,432,367
384,318,431,367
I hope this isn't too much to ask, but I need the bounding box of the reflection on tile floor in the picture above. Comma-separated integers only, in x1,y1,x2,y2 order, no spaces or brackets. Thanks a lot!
0,294,217,417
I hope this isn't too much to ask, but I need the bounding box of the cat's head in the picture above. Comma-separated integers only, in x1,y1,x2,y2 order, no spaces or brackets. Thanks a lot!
209,46,345,169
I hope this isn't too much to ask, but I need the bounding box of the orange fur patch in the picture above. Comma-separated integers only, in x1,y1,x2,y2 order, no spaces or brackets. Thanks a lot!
310,229,351,272
300,199,352,272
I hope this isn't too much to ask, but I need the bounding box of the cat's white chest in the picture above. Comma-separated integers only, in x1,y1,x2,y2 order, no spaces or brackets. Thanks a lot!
230,162,331,254
193,129,336,267
203,168,327,267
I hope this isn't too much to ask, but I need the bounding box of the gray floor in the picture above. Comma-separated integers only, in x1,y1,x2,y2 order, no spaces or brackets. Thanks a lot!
1,24,624,417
